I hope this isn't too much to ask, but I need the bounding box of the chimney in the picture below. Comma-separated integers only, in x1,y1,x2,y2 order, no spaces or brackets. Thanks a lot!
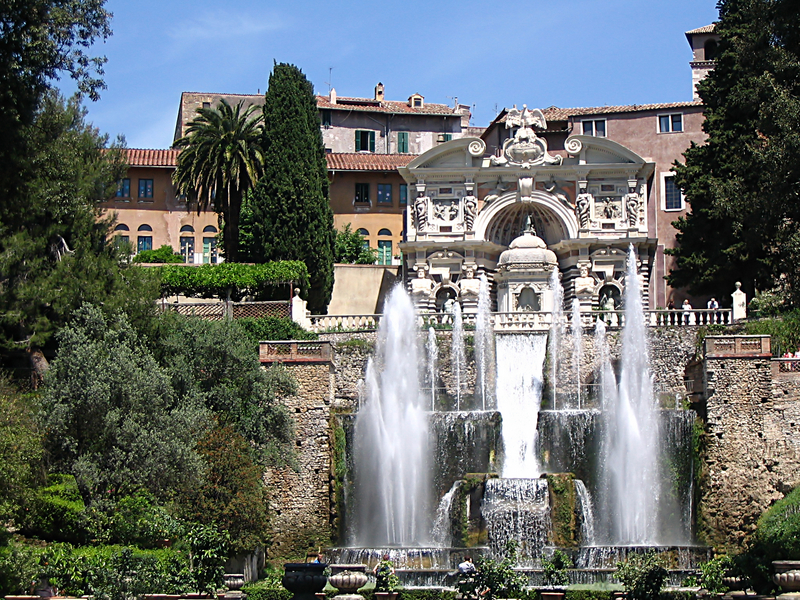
330,88,337,104
457,103,471,129
374,82,384,102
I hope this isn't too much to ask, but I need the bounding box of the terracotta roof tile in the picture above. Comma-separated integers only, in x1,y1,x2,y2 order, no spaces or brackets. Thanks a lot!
489,101,703,126
542,100,703,120
316,95,458,116
686,24,716,35
326,153,414,171
125,148,179,167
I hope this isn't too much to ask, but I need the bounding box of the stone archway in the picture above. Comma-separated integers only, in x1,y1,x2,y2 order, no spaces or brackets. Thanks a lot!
474,190,578,247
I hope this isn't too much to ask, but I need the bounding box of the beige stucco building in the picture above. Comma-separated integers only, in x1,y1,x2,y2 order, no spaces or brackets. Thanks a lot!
105,24,718,310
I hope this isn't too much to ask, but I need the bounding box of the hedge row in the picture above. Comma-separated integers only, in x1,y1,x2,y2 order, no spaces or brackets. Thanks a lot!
157,262,310,298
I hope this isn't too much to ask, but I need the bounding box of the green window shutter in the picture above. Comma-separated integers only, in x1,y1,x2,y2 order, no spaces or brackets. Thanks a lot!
369,131,375,152
355,130,362,150
398,132,408,153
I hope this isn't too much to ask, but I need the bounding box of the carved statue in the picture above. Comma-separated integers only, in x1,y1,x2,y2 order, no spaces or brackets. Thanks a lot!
490,104,562,168
414,196,428,230
574,263,595,297
602,198,619,220
575,191,591,228
625,190,640,227
484,179,509,203
544,176,573,209
463,196,477,231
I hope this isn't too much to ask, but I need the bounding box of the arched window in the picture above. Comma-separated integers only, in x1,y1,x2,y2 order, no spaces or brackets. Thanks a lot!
138,224,152,232
378,228,392,236
203,225,217,233
357,228,369,236
114,224,130,231
180,225,195,233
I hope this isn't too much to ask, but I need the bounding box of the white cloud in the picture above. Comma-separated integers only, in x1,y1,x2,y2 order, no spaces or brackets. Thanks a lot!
170,10,286,43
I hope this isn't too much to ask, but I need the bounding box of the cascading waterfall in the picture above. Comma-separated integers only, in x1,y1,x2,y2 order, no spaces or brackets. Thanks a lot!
571,298,583,409
495,334,548,477
598,245,662,544
452,302,466,411
548,268,564,410
575,480,597,546
482,478,550,565
353,286,431,546
475,274,492,410
432,481,461,546
427,327,438,411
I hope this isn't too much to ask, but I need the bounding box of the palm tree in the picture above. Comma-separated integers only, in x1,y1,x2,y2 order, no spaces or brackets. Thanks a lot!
173,99,264,262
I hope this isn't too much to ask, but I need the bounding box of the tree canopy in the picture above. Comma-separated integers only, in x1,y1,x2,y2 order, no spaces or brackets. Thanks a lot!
334,224,379,264
0,93,160,372
249,63,335,314
0,0,111,201
668,0,800,307
173,99,264,262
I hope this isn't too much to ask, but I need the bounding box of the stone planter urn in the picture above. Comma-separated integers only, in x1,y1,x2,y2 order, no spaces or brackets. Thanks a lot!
773,561,800,593
224,574,246,591
328,564,368,599
282,563,328,600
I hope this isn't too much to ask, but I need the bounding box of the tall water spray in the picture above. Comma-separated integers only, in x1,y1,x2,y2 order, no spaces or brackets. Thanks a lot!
452,302,466,410
599,246,661,544
548,268,565,409
475,274,493,410
571,298,583,409
496,334,548,477
353,286,431,546
427,327,438,411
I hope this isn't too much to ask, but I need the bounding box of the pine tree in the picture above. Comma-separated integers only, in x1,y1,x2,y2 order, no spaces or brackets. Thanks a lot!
668,0,800,306
250,63,335,313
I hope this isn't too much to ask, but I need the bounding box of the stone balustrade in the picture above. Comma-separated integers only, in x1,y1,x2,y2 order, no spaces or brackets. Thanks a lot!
259,340,333,364
307,309,733,333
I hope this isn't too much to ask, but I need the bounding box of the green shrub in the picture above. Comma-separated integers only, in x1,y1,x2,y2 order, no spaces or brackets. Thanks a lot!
24,474,88,544
83,492,183,548
242,585,292,600
698,555,734,593
375,558,400,592
0,539,43,596
745,310,800,355
542,549,573,587
614,553,667,600
470,541,527,600
159,261,310,299
740,485,800,593
399,590,457,600
238,317,317,345
565,590,613,600
0,541,194,599
133,245,184,263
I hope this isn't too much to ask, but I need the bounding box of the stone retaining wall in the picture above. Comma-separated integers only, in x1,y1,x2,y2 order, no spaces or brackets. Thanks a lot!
265,362,334,558
700,354,800,549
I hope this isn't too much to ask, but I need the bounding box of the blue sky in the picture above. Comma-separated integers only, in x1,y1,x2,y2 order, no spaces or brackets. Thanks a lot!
69,0,720,149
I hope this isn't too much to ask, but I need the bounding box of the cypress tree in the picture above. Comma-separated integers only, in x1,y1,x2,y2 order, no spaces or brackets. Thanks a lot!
250,63,335,313
668,0,800,306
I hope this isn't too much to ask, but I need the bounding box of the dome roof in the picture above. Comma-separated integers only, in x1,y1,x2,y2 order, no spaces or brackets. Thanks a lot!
498,229,557,268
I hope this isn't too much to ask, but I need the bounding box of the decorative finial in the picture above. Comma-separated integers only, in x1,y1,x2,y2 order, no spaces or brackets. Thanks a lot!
524,214,536,235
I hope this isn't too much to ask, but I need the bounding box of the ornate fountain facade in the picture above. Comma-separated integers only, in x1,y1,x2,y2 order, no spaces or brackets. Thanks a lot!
400,106,655,317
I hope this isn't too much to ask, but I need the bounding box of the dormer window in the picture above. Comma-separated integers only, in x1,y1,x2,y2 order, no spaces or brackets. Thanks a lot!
409,93,424,108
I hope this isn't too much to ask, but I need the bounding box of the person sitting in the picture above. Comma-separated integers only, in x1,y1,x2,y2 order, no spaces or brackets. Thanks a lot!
458,556,477,574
